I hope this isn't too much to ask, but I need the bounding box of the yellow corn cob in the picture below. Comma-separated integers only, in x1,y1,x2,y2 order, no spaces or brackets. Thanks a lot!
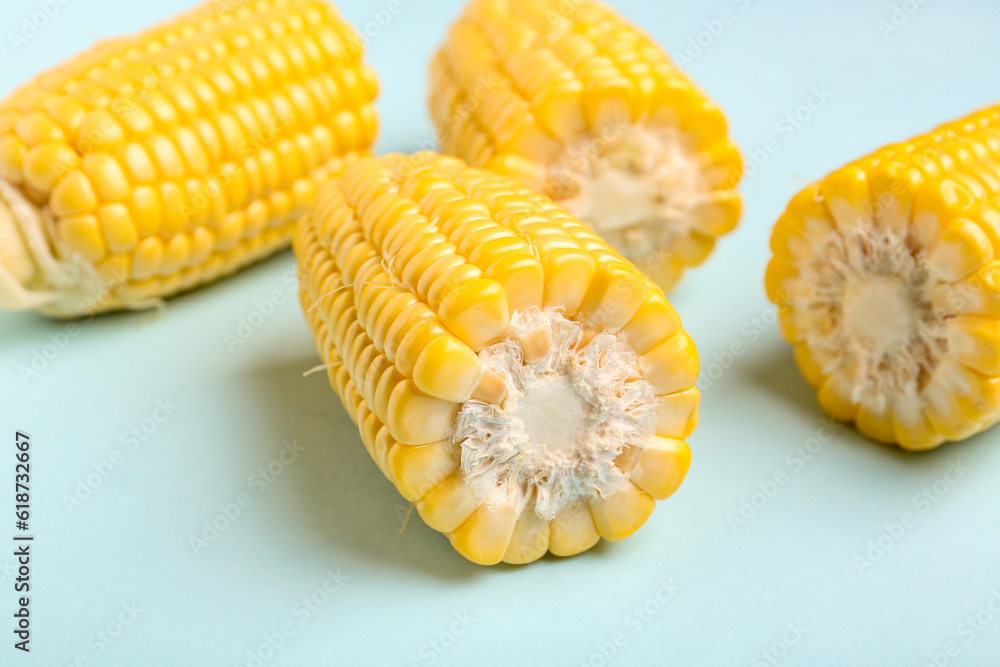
766,105,1000,450
428,0,741,290
0,0,378,317
295,152,698,564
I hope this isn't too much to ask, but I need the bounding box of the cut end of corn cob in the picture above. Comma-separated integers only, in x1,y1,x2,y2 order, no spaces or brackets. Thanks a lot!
428,0,742,291
295,151,698,564
547,124,722,282
0,0,378,317
767,108,1000,450
456,307,656,520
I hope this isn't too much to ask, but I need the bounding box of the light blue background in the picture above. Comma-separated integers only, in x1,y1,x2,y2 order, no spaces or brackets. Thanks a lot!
1,0,999,665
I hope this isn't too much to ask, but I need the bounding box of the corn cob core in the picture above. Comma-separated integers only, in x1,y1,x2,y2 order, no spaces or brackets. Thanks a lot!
428,0,742,290
766,106,1000,450
455,307,655,519
295,152,699,565
0,0,378,317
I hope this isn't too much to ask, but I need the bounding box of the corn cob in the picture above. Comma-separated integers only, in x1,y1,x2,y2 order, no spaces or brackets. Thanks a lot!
428,0,741,290
295,152,698,564
0,0,378,317
766,105,1000,450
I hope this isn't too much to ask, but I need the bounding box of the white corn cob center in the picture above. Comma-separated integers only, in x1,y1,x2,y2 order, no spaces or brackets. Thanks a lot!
790,218,952,413
548,124,714,267
454,307,654,520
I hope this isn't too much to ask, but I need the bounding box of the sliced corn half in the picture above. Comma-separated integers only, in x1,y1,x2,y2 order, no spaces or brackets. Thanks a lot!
428,0,742,290
767,105,1000,450
295,152,698,564
0,0,378,317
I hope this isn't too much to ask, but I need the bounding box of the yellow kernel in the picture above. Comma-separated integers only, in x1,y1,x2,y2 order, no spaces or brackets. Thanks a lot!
312,125,336,161
21,142,80,193
216,113,248,159
192,118,222,163
276,138,305,183
257,147,282,192
242,156,265,200
77,109,125,153
185,178,225,229
132,236,165,280
118,142,159,183
99,203,138,253
160,233,191,275
245,199,269,237
94,254,131,284
50,170,99,216
208,167,241,214
174,127,210,176
41,95,87,139
160,182,187,236
82,153,131,201
64,80,112,108
57,214,105,261
148,134,186,180
268,190,293,226
189,227,216,267
294,132,320,171
0,134,26,184
129,185,163,236
14,110,66,146
292,178,316,212
216,211,246,250
144,91,180,127
333,110,361,149
117,106,156,136
232,102,262,141
437,277,510,350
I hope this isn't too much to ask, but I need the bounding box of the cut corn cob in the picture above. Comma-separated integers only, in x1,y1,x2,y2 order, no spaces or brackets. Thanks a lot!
295,152,698,564
428,0,741,290
767,105,1000,450
0,0,378,317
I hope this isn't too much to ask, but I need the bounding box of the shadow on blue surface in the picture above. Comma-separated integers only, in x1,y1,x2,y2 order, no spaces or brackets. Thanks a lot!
235,352,484,579
234,351,628,576
737,335,999,471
